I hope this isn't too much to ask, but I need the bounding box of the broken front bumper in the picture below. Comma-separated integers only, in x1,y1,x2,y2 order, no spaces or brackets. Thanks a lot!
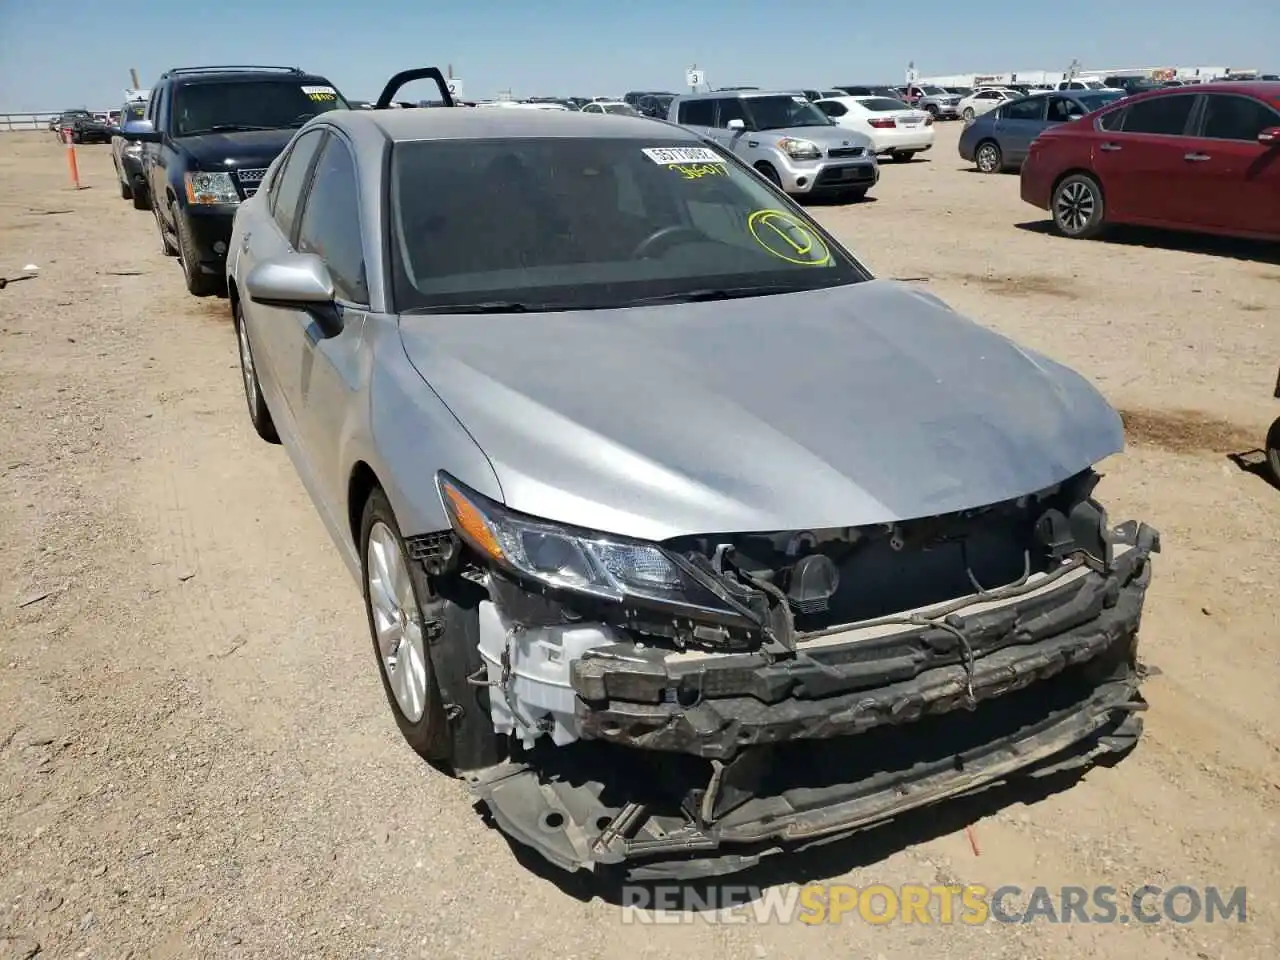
470,522,1158,881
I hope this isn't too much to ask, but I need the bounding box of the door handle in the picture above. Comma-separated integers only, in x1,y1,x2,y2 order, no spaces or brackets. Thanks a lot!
1099,142,1122,152
1183,152,1210,162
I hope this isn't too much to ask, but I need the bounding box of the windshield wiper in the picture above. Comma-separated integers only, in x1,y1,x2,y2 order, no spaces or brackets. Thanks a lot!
617,284,816,307
403,301,568,315
185,124,279,134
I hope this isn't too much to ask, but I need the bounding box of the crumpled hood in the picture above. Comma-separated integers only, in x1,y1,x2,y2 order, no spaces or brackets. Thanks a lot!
178,129,295,169
398,280,1123,542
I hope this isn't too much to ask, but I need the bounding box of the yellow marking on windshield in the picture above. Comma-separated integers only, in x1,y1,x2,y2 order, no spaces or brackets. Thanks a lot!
666,162,727,180
747,209,832,265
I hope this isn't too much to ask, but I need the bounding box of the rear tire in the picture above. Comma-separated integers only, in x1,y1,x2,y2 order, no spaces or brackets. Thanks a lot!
890,150,916,162
1051,173,1106,239
975,140,1003,173
962,107,976,122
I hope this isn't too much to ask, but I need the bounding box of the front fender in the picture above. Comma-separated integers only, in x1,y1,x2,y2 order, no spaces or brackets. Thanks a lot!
364,319,503,539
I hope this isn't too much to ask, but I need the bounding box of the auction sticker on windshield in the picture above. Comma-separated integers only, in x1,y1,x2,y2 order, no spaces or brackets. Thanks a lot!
302,85,338,102
642,147,725,165
747,209,832,265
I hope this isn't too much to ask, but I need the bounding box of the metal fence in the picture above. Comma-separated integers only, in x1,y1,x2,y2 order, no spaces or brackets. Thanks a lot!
0,112,114,132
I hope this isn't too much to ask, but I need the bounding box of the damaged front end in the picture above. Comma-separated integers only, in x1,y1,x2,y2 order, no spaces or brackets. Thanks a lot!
430,470,1159,881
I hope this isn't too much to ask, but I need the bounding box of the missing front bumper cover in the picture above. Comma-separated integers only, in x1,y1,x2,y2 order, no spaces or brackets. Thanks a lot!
469,522,1157,880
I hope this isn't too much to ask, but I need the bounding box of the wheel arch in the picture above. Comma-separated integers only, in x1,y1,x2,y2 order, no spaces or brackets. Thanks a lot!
348,460,383,549
1051,167,1106,204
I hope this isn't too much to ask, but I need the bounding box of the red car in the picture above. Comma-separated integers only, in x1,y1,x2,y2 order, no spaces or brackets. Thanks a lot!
1020,81,1280,242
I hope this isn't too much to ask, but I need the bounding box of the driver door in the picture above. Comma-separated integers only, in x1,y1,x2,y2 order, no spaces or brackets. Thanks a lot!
285,132,372,517
239,128,328,435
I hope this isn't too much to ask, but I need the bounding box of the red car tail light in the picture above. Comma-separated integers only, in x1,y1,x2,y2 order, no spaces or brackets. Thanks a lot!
868,118,896,128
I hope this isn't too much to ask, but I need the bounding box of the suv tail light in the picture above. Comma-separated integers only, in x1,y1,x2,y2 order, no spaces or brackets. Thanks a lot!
868,118,896,128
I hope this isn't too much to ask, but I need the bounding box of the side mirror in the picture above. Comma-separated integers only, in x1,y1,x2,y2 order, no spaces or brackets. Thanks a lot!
1258,126,1280,146
245,254,334,308
112,126,160,142
726,118,746,131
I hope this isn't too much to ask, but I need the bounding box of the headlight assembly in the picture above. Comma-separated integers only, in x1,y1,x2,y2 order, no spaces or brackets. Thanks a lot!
184,170,239,205
778,137,822,160
436,473,753,625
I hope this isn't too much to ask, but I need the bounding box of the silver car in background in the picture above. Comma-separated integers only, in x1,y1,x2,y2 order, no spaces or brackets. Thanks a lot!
226,67,1159,882
668,89,879,200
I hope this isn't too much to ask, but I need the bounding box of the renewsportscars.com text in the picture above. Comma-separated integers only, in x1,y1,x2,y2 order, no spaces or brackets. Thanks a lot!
620,884,1247,925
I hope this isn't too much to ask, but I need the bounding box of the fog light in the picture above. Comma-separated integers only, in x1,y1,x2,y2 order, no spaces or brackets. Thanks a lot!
213,241,227,254
796,177,807,187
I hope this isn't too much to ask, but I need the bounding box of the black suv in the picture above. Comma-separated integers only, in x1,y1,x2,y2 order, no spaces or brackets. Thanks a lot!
54,109,111,143
117,65,350,296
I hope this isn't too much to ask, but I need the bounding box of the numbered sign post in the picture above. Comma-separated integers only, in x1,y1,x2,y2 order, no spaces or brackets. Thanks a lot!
445,77,462,97
686,68,705,92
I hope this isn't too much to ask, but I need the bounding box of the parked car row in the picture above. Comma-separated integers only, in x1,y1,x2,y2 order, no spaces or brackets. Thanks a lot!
100,66,1167,886
954,81,1280,245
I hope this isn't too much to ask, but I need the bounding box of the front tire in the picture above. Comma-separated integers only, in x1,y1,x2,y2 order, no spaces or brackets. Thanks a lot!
1051,173,1106,239
360,489,504,771
155,199,179,256
116,159,133,200
755,162,782,187
172,200,220,296
1264,417,1280,486
233,299,279,444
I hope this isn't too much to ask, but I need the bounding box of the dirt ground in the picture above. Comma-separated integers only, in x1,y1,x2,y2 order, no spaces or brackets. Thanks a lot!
1,124,1278,960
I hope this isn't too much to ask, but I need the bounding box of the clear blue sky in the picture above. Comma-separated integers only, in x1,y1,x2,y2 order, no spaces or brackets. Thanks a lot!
1,0,1276,112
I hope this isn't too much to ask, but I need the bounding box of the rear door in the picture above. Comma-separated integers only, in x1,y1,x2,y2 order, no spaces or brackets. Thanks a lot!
993,95,1048,164
675,97,716,137
1184,92,1280,236
1091,92,1200,225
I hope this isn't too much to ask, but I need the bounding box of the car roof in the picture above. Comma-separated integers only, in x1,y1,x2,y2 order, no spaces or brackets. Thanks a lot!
676,89,808,101
327,106,697,142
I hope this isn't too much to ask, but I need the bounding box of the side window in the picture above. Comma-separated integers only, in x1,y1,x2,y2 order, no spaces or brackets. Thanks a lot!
1098,107,1126,131
716,98,748,128
582,104,600,114
817,101,846,117
1004,98,1045,121
295,136,368,304
1200,94,1280,141
677,99,715,126
1120,95,1195,135
268,130,326,242
1046,96,1080,122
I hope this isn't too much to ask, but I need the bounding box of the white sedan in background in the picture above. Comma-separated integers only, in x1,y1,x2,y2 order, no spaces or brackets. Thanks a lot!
957,88,1020,121
813,95,935,162
580,100,641,116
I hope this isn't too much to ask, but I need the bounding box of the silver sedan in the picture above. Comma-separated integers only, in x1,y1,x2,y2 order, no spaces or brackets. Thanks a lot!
226,67,1160,882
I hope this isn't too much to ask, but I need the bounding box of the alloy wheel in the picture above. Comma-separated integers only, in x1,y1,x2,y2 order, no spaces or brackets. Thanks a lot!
976,143,1001,173
1055,180,1096,235
366,521,429,723
236,312,258,415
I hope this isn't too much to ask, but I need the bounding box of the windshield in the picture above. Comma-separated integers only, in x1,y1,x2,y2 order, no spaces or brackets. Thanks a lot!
858,97,912,111
173,79,348,135
920,86,947,96
123,103,145,121
1076,91,1126,111
743,95,833,129
389,137,865,313
604,103,640,115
